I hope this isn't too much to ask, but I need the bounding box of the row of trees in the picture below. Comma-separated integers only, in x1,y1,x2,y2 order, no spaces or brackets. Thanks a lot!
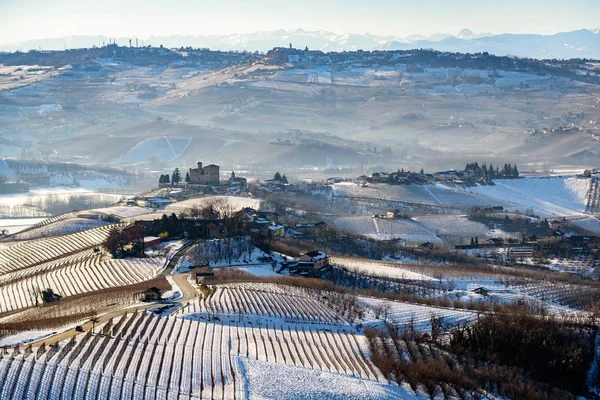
272,172,288,184
158,168,191,185
465,161,519,184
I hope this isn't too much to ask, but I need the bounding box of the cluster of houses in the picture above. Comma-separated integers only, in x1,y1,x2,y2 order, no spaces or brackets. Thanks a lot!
235,207,327,241
253,179,328,196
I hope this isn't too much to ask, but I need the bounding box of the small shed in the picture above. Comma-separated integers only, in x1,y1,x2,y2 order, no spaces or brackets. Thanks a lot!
141,287,162,302
192,266,214,284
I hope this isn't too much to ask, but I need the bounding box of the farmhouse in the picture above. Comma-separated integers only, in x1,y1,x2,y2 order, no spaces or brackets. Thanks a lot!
296,250,330,274
189,161,220,185
268,224,285,240
294,221,327,237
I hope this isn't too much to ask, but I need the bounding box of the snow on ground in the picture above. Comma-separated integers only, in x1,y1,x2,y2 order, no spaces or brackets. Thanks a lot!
11,217,109,239
0,330,57,347
569,216,600,234
0,187,124,211
412,214,512,246
359,297,477,332
175,237,271,273
469,176,591,217
332,182,505,209
332,257,435,281
165,195,261,214
334,215,442,244
237,357,410,400
163,275,182,300
84,205,154,219
0,217,47,234
228,264,281,277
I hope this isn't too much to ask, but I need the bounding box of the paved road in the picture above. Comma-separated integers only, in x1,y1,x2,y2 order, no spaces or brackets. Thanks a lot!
28,243,199,348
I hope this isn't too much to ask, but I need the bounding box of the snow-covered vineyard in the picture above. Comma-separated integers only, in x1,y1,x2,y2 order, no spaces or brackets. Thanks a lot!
0,311,388,400
0,224,119,274
331,257,596,315
0,224,166,313
358,297,477,330
183,283,346,325
0,256,165,313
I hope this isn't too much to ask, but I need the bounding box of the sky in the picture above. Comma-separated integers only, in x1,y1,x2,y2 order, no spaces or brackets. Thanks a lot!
0,0,599,44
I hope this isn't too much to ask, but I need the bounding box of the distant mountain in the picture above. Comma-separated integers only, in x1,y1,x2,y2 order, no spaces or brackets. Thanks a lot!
1,28,599,59
384,29,600,59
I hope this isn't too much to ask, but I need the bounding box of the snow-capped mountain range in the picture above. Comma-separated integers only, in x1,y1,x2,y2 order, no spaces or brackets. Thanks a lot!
2,28,599,59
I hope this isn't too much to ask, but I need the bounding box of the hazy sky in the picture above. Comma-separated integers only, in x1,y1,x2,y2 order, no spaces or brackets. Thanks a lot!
1,0,598,44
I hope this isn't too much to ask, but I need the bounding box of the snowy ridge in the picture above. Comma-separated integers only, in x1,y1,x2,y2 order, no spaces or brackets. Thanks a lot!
470,176,592,217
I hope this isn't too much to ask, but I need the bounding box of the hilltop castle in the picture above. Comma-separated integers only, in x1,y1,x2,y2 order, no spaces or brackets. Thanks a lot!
189,161,219,185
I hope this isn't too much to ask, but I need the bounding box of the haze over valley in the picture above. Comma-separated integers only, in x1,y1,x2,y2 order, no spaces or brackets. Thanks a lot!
1,2,600,399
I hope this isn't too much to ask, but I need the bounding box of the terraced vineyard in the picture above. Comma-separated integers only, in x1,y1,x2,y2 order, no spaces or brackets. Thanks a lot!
0,311,383,400
0,256,165,313
11,218,110,241
0,223,166,315
0,224,120,274
184,283,347,325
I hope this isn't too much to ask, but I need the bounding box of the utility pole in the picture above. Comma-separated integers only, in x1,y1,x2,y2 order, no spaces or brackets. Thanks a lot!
90,310,99,335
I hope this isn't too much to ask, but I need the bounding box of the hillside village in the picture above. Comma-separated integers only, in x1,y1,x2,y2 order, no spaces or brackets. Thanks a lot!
1,39,600,398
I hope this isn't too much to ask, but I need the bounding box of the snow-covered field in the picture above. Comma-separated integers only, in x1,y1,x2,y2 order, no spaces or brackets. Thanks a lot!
10,217,109,240
239,357,408,399
359,297,477,332
334,215,442,243
569,216,600,234
332,182,507,208
413,214,515,245
83,205,154,219
469,176,591,217
0,217,47,234
332,257,435,281
166,195,261,214
0,187,124,217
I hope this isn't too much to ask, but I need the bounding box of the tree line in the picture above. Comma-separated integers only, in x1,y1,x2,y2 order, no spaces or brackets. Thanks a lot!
159,168,190,185
465,161,519,184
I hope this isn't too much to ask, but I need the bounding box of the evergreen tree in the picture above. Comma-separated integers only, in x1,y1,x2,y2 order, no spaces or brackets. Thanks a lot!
281,174,288,184
475,236,479,245
172,168,181,184
185,172,191,183
164,174,170,184
512,165,519,178
420,168,424,175
273,172,282,181
159,174,164,184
